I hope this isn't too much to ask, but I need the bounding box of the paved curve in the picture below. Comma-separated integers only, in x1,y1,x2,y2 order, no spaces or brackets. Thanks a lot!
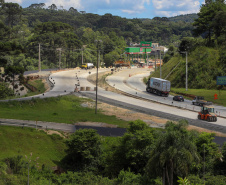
77,68,226,133
106,68,226,117
1,68,226,135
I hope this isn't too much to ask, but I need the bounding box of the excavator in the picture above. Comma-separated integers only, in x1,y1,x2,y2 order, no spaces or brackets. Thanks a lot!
198,105,217,122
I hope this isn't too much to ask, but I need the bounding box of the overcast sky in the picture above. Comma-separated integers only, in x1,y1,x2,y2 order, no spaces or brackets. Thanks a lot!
5,0,205,19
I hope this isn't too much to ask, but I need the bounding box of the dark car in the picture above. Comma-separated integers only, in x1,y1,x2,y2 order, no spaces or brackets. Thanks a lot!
173,95,184,102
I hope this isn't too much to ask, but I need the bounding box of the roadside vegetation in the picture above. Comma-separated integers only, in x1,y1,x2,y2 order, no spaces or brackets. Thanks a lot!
1,120,226,184
0,95,129,127
25,79,47,96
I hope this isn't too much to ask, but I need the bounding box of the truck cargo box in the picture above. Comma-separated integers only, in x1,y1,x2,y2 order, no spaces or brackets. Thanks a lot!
150,78,171,92
146,77,171,96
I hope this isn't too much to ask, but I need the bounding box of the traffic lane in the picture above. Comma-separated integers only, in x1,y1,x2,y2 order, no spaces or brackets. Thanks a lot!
126,72,202,111
107,74,201,113
81,91,226,133
111,69,226,117
77,70,226,131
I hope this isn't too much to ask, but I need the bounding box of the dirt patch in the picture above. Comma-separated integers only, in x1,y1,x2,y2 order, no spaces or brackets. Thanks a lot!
75,122,117,128
87,71,123,94
98,102,167,128
41,130,66,138
187,125,226,137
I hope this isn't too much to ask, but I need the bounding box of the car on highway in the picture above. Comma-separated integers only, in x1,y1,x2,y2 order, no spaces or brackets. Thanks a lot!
173,95,184,102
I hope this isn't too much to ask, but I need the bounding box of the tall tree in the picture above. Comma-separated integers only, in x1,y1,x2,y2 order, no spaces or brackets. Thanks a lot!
4,65,24,94
64,129,101,171
1,3,22,28
193,1,225,46
146,120,199,185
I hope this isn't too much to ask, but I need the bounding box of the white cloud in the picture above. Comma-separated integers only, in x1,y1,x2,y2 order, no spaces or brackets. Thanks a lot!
5,0,23,4
152,0,200,12
81,0,150,13
45,0,82,9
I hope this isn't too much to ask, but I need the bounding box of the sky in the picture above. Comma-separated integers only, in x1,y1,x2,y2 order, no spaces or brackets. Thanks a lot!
5,0,205,19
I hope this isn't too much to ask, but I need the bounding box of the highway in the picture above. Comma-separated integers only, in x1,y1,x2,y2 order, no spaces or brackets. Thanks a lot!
76,67,226,133
1,67,226,134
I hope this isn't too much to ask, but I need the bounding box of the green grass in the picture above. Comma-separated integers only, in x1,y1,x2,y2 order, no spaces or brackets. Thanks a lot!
0,126,67,167
26,79,47,96
171,88,226,106
0,95,129,128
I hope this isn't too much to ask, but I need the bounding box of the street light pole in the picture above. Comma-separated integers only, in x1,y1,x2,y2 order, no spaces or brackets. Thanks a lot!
95,40,102,114
181,51,188,91
38,43,41,72
160,50,162,78
185,51,188,91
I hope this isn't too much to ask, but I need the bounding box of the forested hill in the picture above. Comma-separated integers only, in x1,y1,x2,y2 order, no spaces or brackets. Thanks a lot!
168,13,198,23
20,5,194,46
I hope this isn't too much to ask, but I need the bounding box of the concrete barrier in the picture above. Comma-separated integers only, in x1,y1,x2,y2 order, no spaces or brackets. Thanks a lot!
80,87,85,91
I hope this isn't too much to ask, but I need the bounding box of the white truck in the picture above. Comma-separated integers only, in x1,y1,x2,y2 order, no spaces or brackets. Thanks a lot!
81,63,94,69
146,77,171,96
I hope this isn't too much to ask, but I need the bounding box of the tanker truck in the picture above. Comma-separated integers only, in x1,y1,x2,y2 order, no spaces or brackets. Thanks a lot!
146,77,171,97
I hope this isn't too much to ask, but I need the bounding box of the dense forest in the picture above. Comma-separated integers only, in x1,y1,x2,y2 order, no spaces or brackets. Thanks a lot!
2,118,226,185
0,0,225,91
0,0,226,184
151,0,226,90
0,1,195,71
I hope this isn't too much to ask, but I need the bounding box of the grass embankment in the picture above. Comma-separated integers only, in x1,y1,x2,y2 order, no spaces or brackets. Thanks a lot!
0,95,129,127
25,79,47,96
0,126,66,167
171,88,226,106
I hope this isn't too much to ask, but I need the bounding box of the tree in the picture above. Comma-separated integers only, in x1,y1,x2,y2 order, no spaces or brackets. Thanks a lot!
0,82,13,99
1,3,22,28
4,65,24,94
105,120,155,177
193,1,225,46
146,120,199,185
64,129,101,171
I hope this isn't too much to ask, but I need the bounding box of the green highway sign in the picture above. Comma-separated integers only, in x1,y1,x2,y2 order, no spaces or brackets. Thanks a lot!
217,76,226,85
140,41,152,47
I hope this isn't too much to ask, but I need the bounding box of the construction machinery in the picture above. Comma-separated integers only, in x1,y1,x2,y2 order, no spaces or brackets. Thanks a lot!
114,58,130,68
198,105,217,122
81,63,94,69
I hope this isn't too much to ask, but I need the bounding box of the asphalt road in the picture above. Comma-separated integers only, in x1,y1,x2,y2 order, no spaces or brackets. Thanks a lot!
106,68,226,118
1,68,226,145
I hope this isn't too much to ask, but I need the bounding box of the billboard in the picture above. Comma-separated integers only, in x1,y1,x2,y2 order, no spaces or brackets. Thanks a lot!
140,41,152,48
217,76,226,85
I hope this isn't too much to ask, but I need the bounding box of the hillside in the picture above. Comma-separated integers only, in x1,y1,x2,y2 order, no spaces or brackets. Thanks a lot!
151,46,224,90
168,13,198,23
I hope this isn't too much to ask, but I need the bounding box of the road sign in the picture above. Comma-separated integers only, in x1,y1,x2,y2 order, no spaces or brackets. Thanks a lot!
140,41,152,47
217,76,226,85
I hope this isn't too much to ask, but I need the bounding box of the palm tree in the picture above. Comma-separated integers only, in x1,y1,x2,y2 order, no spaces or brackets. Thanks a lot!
146,120,199,185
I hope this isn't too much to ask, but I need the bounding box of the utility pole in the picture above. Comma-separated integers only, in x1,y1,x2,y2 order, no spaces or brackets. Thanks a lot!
57,48,62,70
38,43,41,72
185,51,188,91
181,51,188,91
82,49,83,65
160,50,162,78
155,51,157,71
95,40,102,114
